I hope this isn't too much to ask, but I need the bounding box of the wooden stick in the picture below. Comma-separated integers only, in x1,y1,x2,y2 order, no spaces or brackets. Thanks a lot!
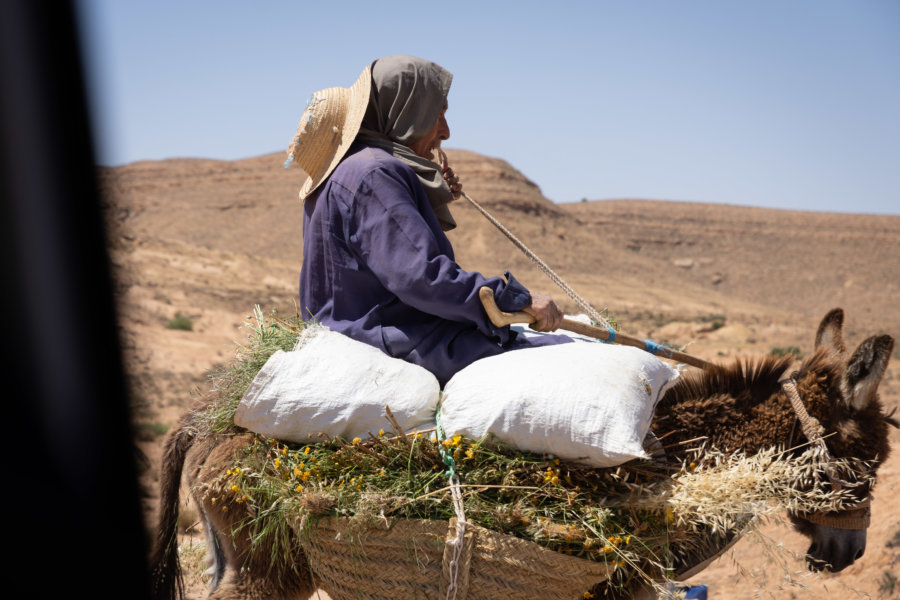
383,405,411,449
478,286,721,373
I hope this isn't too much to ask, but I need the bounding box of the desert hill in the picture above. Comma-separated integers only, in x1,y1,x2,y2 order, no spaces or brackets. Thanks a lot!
101,148,900,599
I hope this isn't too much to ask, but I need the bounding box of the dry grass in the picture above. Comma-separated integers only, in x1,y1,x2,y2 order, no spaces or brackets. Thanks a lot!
178,537,211,591
208,429,868,595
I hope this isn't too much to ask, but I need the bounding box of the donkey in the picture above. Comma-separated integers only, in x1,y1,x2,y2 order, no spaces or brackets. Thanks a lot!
650,308,896,575
149,308,896,599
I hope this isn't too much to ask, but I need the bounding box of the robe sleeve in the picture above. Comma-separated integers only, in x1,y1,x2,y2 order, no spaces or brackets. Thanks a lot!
343,163,530,339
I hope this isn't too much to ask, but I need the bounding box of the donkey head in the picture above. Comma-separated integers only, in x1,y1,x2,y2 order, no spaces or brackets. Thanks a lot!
791,308,897,572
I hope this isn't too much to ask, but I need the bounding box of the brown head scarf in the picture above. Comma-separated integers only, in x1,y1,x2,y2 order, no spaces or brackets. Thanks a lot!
355,55,457,231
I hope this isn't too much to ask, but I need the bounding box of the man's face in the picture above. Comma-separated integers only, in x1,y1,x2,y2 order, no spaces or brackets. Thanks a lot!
409,101,450,161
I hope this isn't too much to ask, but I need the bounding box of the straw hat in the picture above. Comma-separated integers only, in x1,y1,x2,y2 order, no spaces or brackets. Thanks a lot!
285,66,372,200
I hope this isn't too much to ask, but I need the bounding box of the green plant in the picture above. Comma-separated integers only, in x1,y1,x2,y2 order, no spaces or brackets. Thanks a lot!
698,314,726,324
135,422,170,441
886,524,900,548
879,570,898,597
166,313,193,331
199,306,305,435
769,346,802,359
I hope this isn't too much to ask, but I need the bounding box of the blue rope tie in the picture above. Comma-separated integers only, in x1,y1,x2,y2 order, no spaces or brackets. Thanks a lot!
601,327,616,343
434,399,457,479
644,339,674,358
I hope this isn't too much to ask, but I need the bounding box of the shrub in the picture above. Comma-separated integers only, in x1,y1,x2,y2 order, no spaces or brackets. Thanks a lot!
769,346,802,359
135,422,170,441
878,570,897,596
166,313,193,331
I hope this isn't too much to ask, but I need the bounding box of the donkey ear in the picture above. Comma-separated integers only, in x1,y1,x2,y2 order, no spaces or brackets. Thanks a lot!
843,335,894,410
815,308,847,355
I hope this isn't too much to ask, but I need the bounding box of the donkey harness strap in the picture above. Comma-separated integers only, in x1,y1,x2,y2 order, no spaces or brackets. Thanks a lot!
779,373,872,530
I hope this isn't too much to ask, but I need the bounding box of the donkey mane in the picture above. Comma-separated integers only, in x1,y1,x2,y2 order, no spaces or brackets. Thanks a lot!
652,350,847,456
664,353,794,410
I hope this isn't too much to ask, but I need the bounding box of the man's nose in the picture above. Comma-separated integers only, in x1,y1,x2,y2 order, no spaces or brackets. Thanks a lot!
439,116,450,140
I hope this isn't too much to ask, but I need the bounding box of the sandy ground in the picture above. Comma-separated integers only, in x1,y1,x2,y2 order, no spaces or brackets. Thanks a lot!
104,149,900,599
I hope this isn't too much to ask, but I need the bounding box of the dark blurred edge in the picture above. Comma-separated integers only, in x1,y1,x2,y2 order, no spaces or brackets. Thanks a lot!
0,1,150,595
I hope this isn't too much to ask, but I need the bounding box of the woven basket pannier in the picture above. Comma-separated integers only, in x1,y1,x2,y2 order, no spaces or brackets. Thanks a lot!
297,516,614,600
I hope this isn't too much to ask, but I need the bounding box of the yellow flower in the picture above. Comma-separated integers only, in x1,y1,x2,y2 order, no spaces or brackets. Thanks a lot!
274,458,281,469
281,446,288,455
231,484,240,492
465,448,475,459
583,593,594,599
293,467,303,477
304,446,311,455
550,475,559,485
378,428,385,437
379,469,386,476
452,434,462,446
625,535,631,545
295,484,303,492
352,437,362,445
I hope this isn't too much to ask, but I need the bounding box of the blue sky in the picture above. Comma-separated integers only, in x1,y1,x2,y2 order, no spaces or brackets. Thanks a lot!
76,1,900,214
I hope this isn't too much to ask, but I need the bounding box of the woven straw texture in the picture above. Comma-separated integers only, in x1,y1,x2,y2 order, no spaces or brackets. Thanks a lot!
298,516,613,600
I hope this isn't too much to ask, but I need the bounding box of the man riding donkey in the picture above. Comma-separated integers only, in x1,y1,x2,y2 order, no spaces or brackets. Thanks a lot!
283,55,710,599
287,55,574,386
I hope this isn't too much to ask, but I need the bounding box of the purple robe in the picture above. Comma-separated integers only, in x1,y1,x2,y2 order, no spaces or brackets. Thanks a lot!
299,144,570,385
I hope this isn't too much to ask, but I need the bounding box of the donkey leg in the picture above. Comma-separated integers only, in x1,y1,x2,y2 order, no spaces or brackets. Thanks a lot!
200,511,227,593
189,434,316,600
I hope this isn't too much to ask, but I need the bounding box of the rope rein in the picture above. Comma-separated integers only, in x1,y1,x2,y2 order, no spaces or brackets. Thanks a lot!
779,373,871,530
780,374,830,461
439,149,610,329
459,190,611,329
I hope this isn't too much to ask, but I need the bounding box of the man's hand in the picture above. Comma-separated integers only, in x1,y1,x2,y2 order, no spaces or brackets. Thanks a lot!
440,152,463,196
522,293,563,332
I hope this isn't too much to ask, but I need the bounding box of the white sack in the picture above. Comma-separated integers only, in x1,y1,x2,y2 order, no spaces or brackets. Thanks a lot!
439,341,679,467
234,326,441,442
